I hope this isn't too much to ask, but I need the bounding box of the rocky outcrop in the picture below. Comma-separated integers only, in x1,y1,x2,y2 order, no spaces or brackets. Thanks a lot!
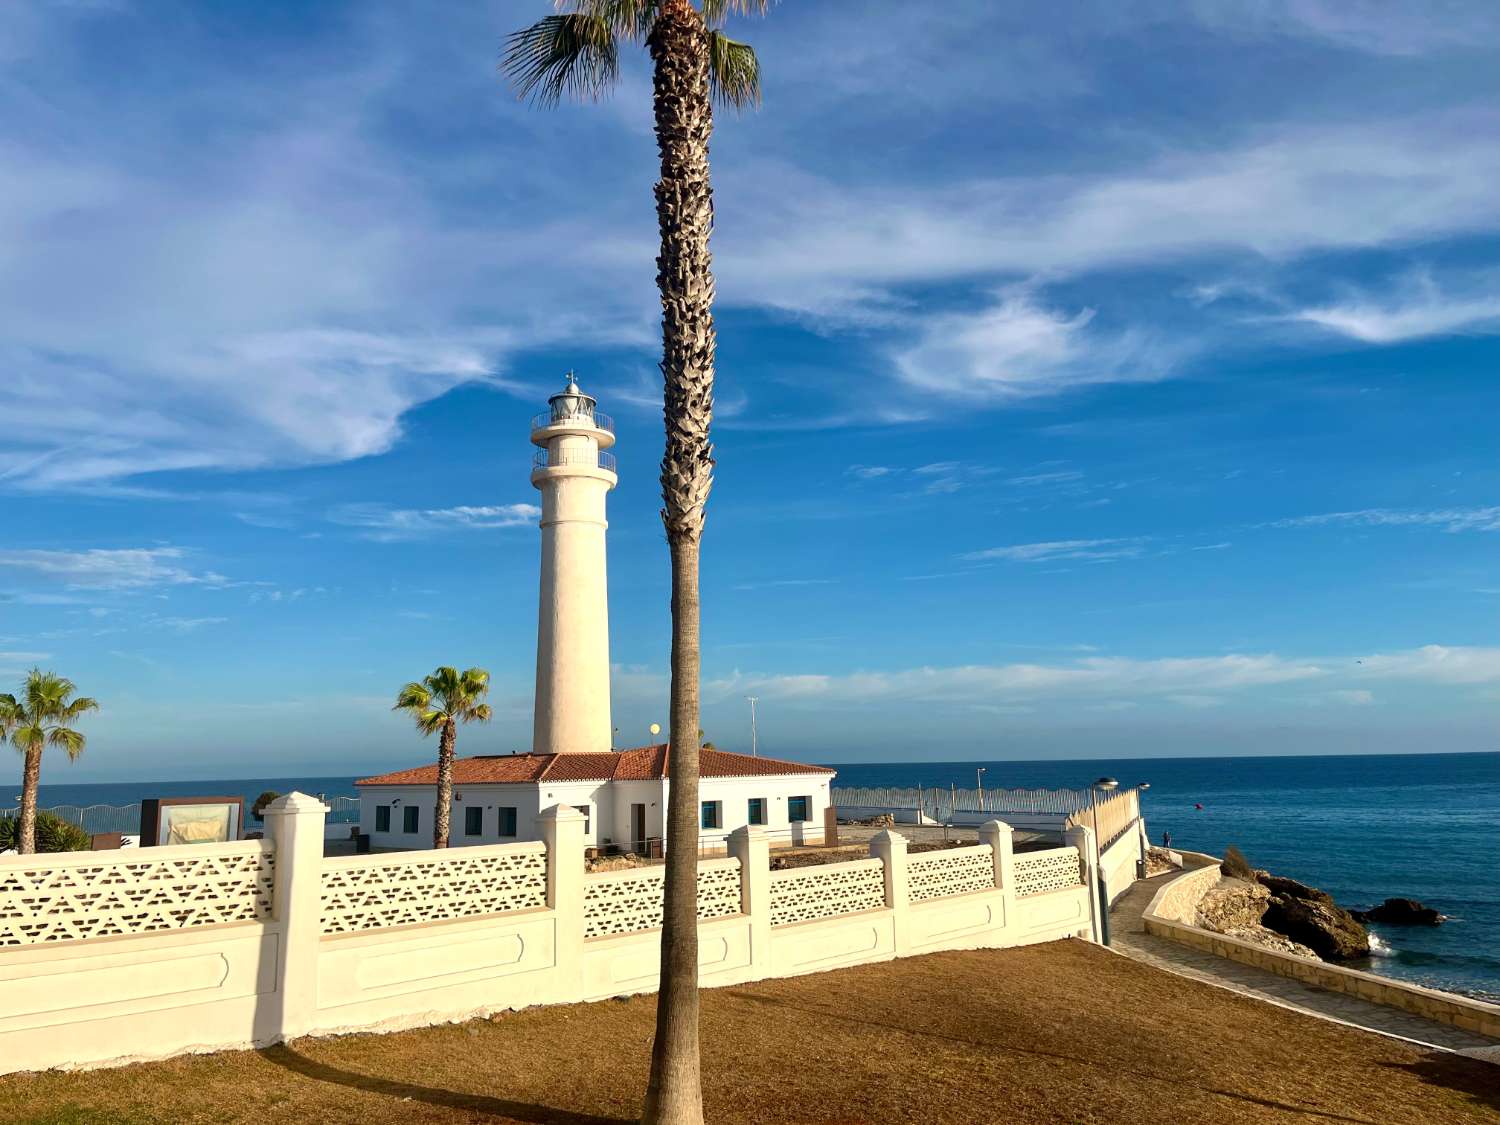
1350,898,1446,926
1261,890,1369,960
1196,879,1271,933
1195,879,1319,959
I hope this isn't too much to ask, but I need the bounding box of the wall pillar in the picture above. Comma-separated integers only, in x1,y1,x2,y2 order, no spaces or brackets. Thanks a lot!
540,804,587,983
728,825,771,979
1064,824,1103,945
262,791,329,1040
869,828,910,957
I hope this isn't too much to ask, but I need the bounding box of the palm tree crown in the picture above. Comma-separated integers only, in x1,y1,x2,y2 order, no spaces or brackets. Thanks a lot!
392,667,493,734
5,670,98,762
506,0,765,110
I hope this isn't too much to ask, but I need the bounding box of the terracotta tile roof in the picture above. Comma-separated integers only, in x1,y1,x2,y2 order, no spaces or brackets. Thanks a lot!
356,744,834,787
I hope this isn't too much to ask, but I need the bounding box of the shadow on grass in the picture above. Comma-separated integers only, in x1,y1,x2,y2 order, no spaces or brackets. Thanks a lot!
1381,1054,1500,1114
724,990,1387,1124
260,1044,632,1124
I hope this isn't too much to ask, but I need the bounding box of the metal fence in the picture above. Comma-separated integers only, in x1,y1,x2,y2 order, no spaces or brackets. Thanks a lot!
0,804,143,835
833,785,1099,822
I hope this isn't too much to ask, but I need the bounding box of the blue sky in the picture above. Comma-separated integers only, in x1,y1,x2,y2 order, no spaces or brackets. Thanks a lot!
4,0,1500,782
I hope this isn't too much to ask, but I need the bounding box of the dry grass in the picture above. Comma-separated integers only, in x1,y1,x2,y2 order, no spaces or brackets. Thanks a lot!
3,941,1497,1125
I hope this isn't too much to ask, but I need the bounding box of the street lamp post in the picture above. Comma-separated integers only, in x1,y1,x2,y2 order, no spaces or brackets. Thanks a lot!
746,696,759,757
1090,776,1119,946
975,767,987,814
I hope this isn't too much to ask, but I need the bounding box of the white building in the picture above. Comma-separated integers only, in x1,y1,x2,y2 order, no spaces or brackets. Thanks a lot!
357,744,834,853
359,375,837,852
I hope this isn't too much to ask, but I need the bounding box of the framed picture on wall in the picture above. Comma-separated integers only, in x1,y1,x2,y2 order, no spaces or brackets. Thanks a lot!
139,797,244,846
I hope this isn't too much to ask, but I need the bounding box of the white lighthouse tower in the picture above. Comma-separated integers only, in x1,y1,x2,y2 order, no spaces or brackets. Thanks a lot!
531,373,617,755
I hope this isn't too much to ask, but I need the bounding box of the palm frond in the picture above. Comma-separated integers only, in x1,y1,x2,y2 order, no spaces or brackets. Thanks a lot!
505,13,620,106
48,728,86,759
468,703,494,725
59,697,98,722
393,682,432,713
11,725,45,755
568,0,656,41
414,710,447,737
701,0,772,29
707,31,761,109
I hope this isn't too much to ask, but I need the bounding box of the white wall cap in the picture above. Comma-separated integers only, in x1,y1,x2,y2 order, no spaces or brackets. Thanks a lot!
262,791,331,815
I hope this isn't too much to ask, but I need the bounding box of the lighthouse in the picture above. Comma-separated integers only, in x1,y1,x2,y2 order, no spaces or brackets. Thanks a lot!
531,373,617,755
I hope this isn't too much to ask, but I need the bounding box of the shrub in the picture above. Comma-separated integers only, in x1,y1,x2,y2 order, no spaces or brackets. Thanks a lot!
1221,844,1255,880
0,811,92,853
251,791,282,821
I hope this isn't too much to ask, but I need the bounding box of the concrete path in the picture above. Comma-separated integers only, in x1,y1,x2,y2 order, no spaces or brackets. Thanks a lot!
1110,867,1498,1054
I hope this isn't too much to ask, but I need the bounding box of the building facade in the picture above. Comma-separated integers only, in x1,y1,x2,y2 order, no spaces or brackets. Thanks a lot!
357,745,835,854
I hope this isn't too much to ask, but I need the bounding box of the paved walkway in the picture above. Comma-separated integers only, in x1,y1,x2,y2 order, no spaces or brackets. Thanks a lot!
1110,867,1499,1055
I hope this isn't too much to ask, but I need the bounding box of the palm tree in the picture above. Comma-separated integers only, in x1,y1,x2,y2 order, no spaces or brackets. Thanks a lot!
507,4,762,1122
392,667,492,849
505,4,766,1121
3,669,98,856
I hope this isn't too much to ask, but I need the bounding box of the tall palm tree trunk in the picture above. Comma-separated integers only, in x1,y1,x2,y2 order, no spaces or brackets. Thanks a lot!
18,745,41,856
644,2,716,1123
434,720,456,849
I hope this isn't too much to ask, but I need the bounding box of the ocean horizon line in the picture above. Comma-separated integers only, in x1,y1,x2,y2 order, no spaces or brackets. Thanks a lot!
10,746,1498,790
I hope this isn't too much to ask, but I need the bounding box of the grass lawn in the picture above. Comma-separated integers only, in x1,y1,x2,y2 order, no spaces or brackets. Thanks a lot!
3,940,1496,1124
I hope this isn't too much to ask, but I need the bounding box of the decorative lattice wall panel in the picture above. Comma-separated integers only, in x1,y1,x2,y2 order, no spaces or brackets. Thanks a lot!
582,859,743,940
0,843,275,946
1013,848,1083,898
908,845,995,903
769,858,886,927
320,844,547,934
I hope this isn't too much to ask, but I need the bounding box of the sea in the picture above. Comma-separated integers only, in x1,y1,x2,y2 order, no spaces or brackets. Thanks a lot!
14,750,1500,1003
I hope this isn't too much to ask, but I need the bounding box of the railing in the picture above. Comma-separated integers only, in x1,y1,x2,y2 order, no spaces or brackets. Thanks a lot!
532,447,617,472
0,803,142,835
530,409,614,434
834,785,1097,821
768,857,886,926
322,796,361,824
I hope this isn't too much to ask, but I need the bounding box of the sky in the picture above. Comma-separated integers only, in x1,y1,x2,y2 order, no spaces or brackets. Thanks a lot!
4,0,1500,782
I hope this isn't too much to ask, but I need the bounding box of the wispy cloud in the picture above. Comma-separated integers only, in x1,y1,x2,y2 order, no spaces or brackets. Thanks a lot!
1271,506,1500,533
1287,270,1500,344
891,289,1177,402
961,538,1148,563
0,547,228,590
328,502,541,541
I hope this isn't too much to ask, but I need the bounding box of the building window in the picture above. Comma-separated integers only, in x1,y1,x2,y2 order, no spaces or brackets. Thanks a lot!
788,796,810,823
748,797,767,826
465,807,483,837
403,806,419,834
701,801,722,830
375,805,391,832
499,807,517,837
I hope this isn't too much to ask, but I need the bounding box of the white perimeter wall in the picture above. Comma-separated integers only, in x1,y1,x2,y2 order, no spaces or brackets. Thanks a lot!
0,800,1104,1075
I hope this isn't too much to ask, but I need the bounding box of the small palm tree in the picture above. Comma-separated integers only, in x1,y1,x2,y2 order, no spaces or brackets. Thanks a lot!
506,6,766,1122
392,667,491,849
3,669,98,856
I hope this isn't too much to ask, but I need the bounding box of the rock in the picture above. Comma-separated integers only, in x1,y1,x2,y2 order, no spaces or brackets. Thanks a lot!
1350,898,1446,926
1195,879,1271,934
1220,925,1321,960
1262,893,1369,960
1256,871,1334,907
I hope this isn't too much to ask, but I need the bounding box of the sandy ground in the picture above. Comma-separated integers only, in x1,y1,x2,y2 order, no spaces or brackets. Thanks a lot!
3,941,1497,1125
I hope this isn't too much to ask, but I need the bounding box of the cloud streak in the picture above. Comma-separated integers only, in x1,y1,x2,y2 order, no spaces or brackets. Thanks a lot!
328,502,541,541
0,548,228,590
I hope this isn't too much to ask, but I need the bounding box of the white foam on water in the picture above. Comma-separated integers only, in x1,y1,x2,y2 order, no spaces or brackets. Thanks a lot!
1367,932,1394,957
